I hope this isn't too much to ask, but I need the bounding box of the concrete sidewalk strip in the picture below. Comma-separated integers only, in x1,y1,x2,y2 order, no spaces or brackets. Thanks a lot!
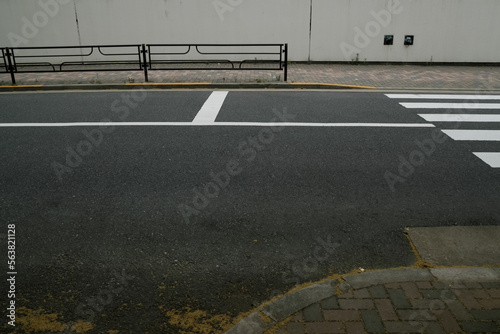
260,279,338,322
407,226,500,266
431,268,500,282
342,268,433,289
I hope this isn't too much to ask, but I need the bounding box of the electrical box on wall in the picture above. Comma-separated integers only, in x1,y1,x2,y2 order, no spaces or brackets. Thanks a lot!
404,35,414,46
384,35,393,45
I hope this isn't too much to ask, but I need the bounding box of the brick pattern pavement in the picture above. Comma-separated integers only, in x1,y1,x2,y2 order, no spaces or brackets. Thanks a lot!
2,64,500,89
273,281,500,334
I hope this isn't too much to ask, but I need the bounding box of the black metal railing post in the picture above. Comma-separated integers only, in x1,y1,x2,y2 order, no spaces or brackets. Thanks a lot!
141,44,148,82
5,48,16,84
284,43,288,82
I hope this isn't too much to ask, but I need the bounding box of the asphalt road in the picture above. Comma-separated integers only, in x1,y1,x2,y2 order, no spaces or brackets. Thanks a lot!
1,90,499,333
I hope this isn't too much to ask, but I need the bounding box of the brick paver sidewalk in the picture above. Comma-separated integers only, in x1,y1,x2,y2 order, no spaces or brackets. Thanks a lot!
227,268,500,334
2,64,500,90
279,279,499,333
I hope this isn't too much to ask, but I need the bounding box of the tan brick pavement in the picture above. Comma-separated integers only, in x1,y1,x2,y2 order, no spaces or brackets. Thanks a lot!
2,63,500,89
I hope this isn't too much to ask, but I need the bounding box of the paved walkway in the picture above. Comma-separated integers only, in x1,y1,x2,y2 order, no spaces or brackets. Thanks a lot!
2,64,500,90
227,268,500,334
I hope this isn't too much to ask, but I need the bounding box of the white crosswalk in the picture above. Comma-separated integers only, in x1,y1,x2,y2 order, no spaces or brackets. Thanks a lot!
418,114,500,122
385,94,500,100
400,102,500,109
442,130,500,141
386,94,500,168
473,153,500,168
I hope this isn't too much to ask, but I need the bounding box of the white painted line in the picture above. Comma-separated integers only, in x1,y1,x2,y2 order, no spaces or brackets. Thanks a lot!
386,94,500,100
0,122,196,127
442,130,500,141
473,152,500,168
201,122,435,127
0,122,435,128
192,91,229,123
400,102,500,109
418,114,500,122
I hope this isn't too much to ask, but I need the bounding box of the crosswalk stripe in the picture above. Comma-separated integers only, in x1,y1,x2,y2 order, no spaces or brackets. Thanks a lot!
400,103,500,109
386,94,500,100
472,153,500,168
442,130,500,141
418,114,500,122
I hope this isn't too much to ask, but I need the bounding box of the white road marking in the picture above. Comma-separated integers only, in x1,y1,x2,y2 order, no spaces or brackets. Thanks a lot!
442,130,500,141
418,114,500,122
387,94,500,169
473,152,500,168
192,91,229,123
400,103,500,109
0,122,435,128
386,94,500,100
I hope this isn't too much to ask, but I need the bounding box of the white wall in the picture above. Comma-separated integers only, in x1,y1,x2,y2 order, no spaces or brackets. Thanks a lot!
313,0,500,62
1,0,499,63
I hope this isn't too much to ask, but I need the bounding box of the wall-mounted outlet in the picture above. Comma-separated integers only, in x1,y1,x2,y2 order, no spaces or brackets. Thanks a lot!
404,35,414,46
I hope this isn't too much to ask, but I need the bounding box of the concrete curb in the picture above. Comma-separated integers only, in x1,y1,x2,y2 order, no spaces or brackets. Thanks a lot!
377,87,500,93
224,267,500,334
2,83,500,93
261,279,339,322
0,82,376,92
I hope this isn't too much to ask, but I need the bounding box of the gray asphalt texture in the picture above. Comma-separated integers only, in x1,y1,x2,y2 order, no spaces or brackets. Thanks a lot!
1,90,499,333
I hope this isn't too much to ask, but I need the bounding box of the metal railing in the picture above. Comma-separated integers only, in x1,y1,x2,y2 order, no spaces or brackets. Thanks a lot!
2,44,144,84
1,48,7,73
2,43,288,84
2,48,16,84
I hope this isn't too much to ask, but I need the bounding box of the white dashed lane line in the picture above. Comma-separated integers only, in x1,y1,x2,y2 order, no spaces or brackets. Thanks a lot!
192,91,229,124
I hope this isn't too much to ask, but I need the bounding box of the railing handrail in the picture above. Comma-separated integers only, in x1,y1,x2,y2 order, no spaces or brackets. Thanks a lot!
147,43,284,46
6,44,142,50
